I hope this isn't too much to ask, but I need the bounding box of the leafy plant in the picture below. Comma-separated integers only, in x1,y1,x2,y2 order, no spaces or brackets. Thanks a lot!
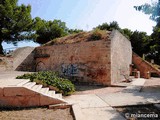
89,29,104,41
16,71,75,96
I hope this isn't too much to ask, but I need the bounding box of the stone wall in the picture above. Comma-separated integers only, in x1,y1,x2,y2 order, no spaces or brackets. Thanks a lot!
110,30,132,84
132,52,160,78
0,47,35,72
35,40,111,86
11,47,35,71
0,57,13,71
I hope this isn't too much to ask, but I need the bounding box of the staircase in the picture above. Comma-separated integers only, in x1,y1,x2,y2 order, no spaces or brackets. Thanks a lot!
0,79,66,108
132,52,160,78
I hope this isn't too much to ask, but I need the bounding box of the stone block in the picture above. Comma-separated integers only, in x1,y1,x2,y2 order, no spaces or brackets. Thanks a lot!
0,87,3,96
3,87,37,97
0,95,40,107
40,95,65,106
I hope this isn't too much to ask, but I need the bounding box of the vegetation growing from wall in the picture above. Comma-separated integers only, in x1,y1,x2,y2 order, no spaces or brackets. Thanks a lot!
16,71,75,96
89,29,105,41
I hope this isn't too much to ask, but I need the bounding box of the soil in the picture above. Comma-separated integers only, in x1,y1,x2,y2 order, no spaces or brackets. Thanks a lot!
115,104,160,120
0,107,74,120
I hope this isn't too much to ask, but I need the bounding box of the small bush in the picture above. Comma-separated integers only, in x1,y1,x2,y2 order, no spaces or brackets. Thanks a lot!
16,71,75,96
89,29,103,41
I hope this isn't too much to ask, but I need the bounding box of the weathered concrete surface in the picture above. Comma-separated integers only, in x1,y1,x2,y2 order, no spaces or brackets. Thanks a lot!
65,94,125,120
0,56,13,71
35,34,111,86
0,71,66,108
65,78,160,120
35,30,132,86
141,78,160,92
122,78,146,93
0,47,35,72
12,47,35,71
110,30,132,84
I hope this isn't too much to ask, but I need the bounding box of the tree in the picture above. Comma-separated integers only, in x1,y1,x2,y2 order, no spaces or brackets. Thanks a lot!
134,0,160,64
34,17,68,44
96,21,120,31
121,28,133,39
134,1,160,25
130,31,151,57
0,0,33,54
68,29,83,34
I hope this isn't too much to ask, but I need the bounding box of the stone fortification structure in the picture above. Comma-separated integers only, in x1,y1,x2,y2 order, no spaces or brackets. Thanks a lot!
35,30,132,85
0,30,133,85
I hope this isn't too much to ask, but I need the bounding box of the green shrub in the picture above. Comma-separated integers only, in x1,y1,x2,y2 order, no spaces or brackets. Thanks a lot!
16,71,75,96
89,29,103,41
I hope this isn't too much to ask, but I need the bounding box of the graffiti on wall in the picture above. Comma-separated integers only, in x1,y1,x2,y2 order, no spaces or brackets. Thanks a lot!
61,64,78,76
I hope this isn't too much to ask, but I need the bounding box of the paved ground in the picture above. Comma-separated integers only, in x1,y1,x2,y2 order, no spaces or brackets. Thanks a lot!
65,78,160,120
1,71,160,120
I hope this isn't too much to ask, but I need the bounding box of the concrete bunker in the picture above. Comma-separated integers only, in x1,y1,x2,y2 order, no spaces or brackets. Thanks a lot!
34,30,132,86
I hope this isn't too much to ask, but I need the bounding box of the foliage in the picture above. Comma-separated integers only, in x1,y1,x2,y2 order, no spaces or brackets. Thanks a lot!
121,28,133,39
33,17,68,44
96,21,120,31
16,71,75,96
0,0,34,54
89,29,104,40
96,21,158,63
130,31,151,57
134,1,160,24
68,29,83,34
134,1,160,64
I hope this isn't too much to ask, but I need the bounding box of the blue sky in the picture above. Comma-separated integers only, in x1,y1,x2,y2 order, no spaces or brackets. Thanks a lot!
3,0,157,50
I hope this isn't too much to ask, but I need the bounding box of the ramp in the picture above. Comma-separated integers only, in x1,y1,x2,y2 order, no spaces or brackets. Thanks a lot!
0,79,66,107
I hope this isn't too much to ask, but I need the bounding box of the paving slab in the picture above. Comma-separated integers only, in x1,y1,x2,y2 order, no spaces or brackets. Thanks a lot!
98,92,160,107
65,94,109,108
0,71,30,87
65,94,125,120
121,78,146,93
81,107,125,120
131,78,146,86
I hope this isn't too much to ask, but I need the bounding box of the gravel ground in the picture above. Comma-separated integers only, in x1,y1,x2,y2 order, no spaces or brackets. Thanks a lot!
0,107,74,120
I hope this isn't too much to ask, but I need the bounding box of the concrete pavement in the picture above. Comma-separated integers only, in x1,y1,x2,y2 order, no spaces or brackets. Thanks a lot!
65,78,160,120
0,72,160,120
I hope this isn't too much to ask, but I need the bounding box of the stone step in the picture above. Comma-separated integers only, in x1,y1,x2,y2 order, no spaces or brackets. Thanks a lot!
32,85,43,92
54,93,62,99
39,88,49,95
23,82,36,88
17,79,30,86
48,90,55,97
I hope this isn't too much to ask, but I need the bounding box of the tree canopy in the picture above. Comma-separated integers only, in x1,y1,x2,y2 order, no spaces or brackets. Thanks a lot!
0,0,33,54
96,21,152,63
134,0,160,64
33,17,68,44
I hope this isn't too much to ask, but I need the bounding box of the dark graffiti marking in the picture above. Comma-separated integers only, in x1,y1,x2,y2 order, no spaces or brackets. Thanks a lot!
61,64,78,76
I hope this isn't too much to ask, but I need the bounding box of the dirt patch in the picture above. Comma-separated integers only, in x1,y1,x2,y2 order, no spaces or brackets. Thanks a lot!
0,107,74,120
115,104,160,120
